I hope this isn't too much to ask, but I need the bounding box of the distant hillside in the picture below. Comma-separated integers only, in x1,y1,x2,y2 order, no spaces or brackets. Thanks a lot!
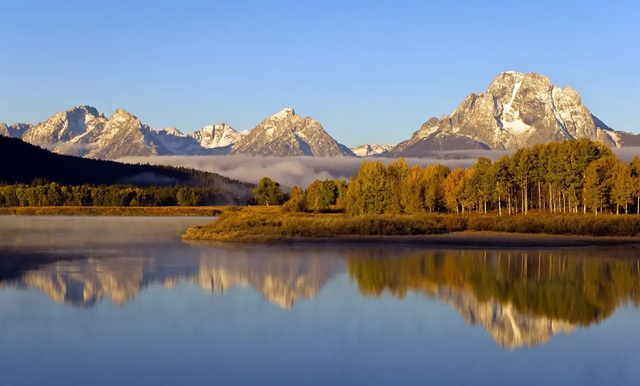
0,136,254,198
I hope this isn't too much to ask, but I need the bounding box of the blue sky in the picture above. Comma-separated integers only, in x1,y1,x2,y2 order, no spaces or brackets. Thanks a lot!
1,0,638,147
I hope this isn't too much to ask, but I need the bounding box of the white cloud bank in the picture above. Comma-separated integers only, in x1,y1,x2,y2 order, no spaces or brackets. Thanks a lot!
117,148,640,188
118,151,509,188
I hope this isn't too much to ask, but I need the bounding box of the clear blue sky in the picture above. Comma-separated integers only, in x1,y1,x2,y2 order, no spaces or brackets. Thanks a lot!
1,0,638,147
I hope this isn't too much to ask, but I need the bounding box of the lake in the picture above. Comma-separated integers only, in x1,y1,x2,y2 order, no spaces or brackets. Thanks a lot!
1,217,640,386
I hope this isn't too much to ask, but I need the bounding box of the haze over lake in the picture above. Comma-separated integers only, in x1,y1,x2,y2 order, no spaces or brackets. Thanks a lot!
1,217,640,386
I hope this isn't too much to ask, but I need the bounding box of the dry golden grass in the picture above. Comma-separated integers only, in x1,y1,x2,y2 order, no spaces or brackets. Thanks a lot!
182,207,640,242
183,206,444,242
0,206,223,216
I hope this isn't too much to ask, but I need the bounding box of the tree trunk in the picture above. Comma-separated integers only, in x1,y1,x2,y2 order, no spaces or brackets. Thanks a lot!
484,201,487,215
538,181,541,210
525,182,529,214
499,196,502,216
508,195,511,216
617,204,620,215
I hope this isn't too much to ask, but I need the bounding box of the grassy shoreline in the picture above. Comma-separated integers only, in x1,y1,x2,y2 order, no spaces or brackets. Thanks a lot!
182,207,640,244
0,206,223,216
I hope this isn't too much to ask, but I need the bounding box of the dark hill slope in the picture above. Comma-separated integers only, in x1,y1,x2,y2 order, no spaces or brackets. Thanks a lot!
0,136,254,197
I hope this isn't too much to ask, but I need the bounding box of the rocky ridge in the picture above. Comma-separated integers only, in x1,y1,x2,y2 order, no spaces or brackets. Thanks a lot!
388,71,639,156
0,122,32,138
230,108,354,157
4,71,637,159
2,106,352,159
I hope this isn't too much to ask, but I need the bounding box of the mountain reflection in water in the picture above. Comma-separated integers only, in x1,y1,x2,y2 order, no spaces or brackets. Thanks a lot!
2,243,639,350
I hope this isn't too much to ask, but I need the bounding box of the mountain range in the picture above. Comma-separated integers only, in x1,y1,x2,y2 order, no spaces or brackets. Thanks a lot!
3,71,638,159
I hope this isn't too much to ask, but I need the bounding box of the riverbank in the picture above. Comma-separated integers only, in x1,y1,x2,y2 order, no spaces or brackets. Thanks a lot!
0,206,223,216
182,207,640,243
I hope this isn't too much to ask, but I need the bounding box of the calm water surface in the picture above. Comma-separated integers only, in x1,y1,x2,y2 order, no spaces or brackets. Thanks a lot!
1,217,640,386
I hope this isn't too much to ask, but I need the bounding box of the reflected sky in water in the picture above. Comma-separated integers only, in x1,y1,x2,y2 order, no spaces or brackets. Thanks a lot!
1,217,640,386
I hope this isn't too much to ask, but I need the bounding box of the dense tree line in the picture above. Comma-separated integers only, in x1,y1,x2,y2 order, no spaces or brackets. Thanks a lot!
0,180,234,207
275,139,640,216
347,250,640,325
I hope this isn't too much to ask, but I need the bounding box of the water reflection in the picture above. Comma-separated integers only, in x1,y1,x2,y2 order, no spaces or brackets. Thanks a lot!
0,245,343,309
2,242,640,350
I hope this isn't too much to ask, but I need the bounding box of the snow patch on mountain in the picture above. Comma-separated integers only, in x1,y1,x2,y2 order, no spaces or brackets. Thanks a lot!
187,123,245,149
350,143,395,157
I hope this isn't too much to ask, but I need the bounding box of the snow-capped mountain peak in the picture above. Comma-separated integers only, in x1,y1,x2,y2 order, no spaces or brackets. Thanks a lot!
350,143,395,157
388,71,640,157
269,108,296,120
187,123,244,149
231,108,354,157
157,127,185,137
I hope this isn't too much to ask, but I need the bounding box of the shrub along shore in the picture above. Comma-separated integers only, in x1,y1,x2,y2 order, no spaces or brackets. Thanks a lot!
181,206,640,244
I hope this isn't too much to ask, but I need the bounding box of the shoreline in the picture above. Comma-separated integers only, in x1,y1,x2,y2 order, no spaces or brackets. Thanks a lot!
0,206,222,216
185,231,640,248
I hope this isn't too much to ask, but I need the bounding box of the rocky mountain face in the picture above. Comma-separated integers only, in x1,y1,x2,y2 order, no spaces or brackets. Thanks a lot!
230,108,354,157
1,106,247,159
389,71,639,157
5,72,634,159
2,106,352,159
8,106,175,158
350,143,395,157
188,123,247,150
0,122,32,138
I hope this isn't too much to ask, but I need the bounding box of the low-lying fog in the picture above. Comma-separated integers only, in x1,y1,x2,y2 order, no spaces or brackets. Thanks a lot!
118,148,640,188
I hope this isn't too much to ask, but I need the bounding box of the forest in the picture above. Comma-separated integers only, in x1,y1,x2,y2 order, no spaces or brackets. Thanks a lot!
255,139,640,216
0,181,233,207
